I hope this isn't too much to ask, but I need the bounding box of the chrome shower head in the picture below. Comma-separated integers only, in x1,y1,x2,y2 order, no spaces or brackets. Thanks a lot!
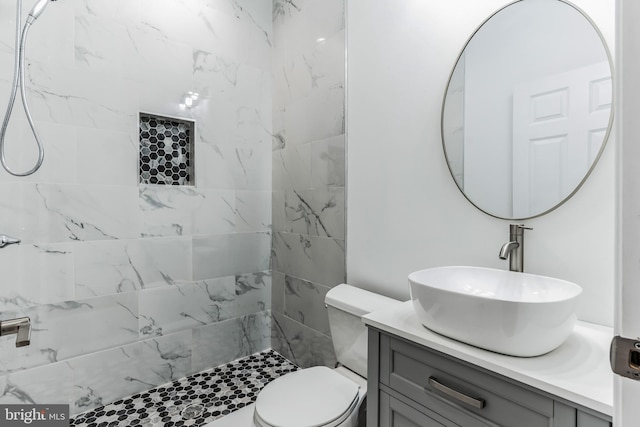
27,0,54,22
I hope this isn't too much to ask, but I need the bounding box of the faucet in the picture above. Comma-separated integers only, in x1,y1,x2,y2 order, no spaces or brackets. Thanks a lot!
499,224,532,272
0,317,31,347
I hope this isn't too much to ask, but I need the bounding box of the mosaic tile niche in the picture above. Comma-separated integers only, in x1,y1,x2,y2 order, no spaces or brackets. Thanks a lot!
139,113,195,185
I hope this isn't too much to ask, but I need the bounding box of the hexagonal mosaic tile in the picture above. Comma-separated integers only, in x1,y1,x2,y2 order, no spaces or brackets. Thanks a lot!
139,113,194,185
70,350,298,427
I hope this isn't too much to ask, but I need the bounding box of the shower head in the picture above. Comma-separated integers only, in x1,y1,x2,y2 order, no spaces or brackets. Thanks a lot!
27,0,54,22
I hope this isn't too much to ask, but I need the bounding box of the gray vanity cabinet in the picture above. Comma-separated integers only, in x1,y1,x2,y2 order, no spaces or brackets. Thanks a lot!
367,328,612,427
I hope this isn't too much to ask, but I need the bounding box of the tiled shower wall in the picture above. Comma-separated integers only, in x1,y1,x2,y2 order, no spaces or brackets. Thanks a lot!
271,0,346,367
0,0,272,416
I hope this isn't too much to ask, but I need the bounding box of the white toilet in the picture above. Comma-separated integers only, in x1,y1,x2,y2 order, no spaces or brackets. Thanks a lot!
252,284,401,427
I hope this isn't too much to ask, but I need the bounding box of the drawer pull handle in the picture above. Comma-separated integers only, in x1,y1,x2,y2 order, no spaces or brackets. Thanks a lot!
428,377,486,409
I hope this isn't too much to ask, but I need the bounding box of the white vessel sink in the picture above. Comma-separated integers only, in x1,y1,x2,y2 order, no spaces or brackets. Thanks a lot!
408,266,582,357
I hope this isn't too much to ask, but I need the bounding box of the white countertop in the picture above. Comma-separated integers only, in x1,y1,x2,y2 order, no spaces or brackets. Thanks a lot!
362,301,614,417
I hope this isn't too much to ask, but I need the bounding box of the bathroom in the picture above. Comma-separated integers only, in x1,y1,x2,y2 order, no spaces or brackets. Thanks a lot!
0,0,638,425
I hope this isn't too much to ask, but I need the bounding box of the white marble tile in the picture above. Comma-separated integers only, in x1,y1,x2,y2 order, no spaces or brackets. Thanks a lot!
192,49,242,91
235,190,271,232
74,14,137,76
70,331,192,414
192,70,270,151
73,0,140,25
273,0,343,58
272,106,286,150
0,120,77,184
272,190,285,233
284,85,344,145
139,331,192,382
192,189,236,235
139,277,235,337
284,187,345,239
0,244,27,311
137,0,271,71
0,183,139,244
275,31,345,106
0,359,74,406
193,232,271,280
127,24,195,85
231,271,271,318
272,143,312,190
284,276,331,335
193,141,236,190
271,311,335,369
310,134,345,187
272,232,345,286
232,143,272,191
24,61,139,133
191,311,271,373
76,126,137,186
70,341,143,413
0,0,76,67
140,186,237,237
75,237,192,298
137,82,203,129
137,0,221,51
271,271,286,316
139,185,200,237
0,243,74,309
214,0,272,39
1,293,139,374
18,243,75,305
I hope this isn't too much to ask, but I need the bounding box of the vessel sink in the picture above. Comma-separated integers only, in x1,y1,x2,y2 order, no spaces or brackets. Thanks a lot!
408,266,582,357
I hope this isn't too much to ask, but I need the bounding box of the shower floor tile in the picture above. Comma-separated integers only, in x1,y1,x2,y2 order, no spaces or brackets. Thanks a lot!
70,349,298,427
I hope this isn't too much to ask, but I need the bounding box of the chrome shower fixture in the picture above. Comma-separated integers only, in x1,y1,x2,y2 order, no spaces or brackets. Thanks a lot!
28,0,53,22
0,0,57,177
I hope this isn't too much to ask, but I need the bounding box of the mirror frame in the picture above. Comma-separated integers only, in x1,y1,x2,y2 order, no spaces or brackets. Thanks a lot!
440,0,615,220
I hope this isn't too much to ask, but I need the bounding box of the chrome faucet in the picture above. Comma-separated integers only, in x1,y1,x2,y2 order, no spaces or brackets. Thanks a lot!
0,317,31,347
499,224,532,272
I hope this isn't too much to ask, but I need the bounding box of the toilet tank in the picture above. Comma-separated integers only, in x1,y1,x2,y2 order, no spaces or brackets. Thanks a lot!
325,284,402,378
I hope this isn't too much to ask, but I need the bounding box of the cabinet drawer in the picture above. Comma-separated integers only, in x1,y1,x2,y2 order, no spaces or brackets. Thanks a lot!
379,334,554,427
379,389,458,427
380,387,496,427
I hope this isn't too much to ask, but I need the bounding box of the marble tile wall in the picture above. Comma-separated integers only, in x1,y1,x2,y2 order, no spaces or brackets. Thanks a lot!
271,0,345,368
0,0,272,416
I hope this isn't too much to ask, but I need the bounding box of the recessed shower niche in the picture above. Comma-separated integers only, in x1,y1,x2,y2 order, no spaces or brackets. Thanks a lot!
139,113,195,185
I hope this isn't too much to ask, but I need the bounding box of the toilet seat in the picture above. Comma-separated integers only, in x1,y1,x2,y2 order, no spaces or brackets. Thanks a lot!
253,366,360,427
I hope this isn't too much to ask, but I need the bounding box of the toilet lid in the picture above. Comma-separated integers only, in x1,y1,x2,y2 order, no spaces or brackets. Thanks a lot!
254,366,360,427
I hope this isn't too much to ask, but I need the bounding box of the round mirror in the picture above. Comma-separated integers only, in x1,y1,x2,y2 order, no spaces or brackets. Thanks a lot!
441,0,613,219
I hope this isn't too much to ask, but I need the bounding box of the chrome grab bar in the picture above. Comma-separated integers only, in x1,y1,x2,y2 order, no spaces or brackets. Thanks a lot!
428,376,486,409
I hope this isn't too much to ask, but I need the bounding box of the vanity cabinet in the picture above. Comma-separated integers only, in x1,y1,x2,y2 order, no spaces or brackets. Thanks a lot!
367,328,612,427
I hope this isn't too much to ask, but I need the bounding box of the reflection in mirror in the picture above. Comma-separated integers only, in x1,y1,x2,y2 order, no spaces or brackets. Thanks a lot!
442,0,613,219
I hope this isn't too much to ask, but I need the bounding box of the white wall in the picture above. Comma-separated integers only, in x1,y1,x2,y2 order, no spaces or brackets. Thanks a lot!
346,0,615,327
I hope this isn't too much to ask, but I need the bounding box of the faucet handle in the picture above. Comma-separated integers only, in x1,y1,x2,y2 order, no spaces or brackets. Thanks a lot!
510,224,532,235
0,317,31,347
0,234,20,248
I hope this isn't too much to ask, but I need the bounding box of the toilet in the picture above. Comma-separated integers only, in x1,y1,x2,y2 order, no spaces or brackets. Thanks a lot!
253,284,401,427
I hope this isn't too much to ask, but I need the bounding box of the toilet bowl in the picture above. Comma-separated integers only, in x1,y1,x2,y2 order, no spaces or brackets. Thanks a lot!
252,284,401,427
